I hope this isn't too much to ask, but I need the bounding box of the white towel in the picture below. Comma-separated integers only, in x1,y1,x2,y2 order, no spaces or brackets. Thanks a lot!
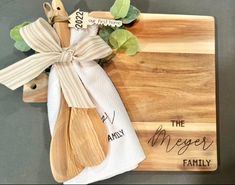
47,25,145,184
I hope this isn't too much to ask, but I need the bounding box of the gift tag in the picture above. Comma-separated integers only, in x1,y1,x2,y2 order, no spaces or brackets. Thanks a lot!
69,9,122,29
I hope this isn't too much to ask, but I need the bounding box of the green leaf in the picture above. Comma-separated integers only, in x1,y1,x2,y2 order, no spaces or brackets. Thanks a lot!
109,29,139,56
121,5,140,24
14,40,31,52
10,22,30,41
110,0,130,19
10,22,31,52
121,36,139,55
99,26,115,43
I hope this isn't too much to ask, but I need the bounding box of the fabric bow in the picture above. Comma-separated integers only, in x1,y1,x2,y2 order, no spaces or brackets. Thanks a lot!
0,18,112,108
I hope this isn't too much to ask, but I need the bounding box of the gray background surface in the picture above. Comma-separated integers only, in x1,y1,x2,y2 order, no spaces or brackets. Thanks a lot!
0,0,234,184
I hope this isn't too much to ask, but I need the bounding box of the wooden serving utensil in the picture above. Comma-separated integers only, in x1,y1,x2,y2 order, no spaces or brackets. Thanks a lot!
69,107,108,167
50,96,83,182
46,1,84,182
49,0,109,181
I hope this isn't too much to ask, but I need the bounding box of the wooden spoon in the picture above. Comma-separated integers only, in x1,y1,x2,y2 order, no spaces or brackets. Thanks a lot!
50,96,83,182
49,0,109,181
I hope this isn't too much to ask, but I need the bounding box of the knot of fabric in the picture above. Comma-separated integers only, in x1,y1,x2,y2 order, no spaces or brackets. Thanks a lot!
58,48,75,63
0,18,112,108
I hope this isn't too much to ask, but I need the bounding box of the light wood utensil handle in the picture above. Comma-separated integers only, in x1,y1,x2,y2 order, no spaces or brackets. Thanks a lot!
49,0,84,182
50,0,109,181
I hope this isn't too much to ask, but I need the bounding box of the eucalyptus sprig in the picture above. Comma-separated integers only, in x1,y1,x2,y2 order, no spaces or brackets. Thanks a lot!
99,0,141,61
10,22,31,52
111,0,140,24
121,5,141,24
110,0,131,19
109,29,139,56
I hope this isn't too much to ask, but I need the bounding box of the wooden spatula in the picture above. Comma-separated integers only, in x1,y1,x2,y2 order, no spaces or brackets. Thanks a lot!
49,0,109,181
69,107,108,166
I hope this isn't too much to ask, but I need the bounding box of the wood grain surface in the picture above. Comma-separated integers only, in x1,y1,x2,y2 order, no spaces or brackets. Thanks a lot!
133,122,216,171
106,52,216,123
23,72,48,102
22,13,217,171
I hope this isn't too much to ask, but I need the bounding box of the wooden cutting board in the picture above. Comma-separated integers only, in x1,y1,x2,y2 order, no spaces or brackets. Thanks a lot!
23,13,217,171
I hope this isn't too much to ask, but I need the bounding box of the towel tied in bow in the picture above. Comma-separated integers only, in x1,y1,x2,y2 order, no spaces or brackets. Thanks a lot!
0,18,112,108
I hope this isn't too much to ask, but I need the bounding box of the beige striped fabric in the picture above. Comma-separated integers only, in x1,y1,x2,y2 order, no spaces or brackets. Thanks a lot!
0,18,112,108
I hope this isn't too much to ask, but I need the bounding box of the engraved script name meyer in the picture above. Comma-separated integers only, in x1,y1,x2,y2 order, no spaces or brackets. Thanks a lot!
148,125,214,155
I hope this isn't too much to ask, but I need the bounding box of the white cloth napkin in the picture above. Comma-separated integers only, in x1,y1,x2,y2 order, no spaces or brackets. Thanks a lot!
47,25,145,184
